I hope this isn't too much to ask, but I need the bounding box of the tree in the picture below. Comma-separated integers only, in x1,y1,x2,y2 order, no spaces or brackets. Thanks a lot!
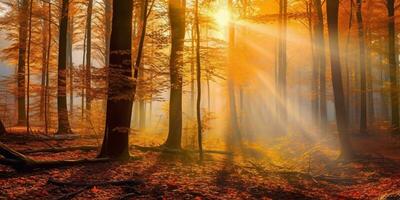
17,0,29,126
25,0,33,134
57,0,73,134
98,0,135,160
277,0,288,124
313,0,327,130
164,0,186,149
85,0,94,113
357,0,367,133
326,0,353,158
194,0,203,160
227,0,242,146
386,0,398,134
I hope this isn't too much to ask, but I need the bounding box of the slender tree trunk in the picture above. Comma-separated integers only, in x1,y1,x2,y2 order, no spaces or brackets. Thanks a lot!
85,0,93,114
99,0,135,160
307,1,319,126
278,0,288,124
194,0,203,160
68,9,74,115
227,0,241,146
44,1,52,135
190,22,195,118
104,0,112,72
326,0,353,159
17,0,29,126
40,1,48,121
313,0,327,130
366,30,374,125
26,0,33,134
386,0,399,133
344,0,354,124
356,0,367,133
138,0,147,130
57,0,73,134
164,0,186,149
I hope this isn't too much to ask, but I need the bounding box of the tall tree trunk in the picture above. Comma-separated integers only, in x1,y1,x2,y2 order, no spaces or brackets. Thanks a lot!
44,0,52,135
386,0,399,133
326,0,354,159
68,7,74,115
85,0,93,114
356,0,367,133
277,0,288,124
194,0,203,160
104,0,112,70
26,0,33,134
313,0,327,130
164,0,186,149
307,1,319,127
190,22,195,118
227,0,241,146
138,0,147,130
57,0,73,134
99,0,135,160
366,30,374,125
17,0,29,126
40,1,48,121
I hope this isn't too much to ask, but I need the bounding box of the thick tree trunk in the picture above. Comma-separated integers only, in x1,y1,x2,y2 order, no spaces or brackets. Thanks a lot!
356,0,367,134
313,0,327,130
57,0,73,134
17,0,29,126
164,0,186,149
85,0,93,114
386,0,399,133
326,0,354,159
98,0,135,160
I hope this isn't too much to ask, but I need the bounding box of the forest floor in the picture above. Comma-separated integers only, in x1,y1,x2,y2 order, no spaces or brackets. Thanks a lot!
1,131,400,199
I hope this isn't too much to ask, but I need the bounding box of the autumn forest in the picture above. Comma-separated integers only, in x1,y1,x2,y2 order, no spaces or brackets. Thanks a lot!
0,0,400,199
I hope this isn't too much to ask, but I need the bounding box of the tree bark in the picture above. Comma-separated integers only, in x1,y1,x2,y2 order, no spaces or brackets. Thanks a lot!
57,0,73,135
98,0,135,160
326,0,354,159
85,0,93,113
17,0,29,126
44,1,52,135
194,0,203,160
104,0,112,75
26,0,33,134
164,0,186,149
67,5,74,115
386,0,399,133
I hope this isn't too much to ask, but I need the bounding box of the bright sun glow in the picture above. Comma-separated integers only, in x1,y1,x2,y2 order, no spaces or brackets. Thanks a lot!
214,9,231,27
